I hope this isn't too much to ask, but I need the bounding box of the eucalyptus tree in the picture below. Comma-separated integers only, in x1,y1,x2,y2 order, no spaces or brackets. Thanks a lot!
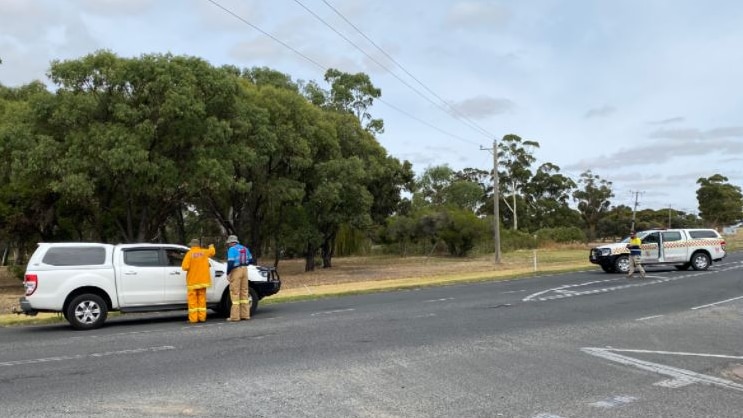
498,134,539,230
696,174,743,228
573,170,614,240
323,68,384,134
31,51,240,243
0,81,59,258
522,162,579,230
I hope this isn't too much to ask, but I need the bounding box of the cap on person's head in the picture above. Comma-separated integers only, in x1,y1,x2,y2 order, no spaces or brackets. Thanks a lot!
226,235,239,244
189,238,200,247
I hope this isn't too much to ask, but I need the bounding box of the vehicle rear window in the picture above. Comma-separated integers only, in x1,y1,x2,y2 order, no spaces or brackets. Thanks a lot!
124,249,162,267
688,230,720,239
42,247,107,266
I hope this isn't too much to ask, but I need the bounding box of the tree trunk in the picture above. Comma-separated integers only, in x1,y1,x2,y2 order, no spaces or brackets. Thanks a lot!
304,242,316,272
321,232,336,268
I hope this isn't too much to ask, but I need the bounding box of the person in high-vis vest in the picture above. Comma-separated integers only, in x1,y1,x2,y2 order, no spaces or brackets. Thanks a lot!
626,231,646,278
225,235,252,322
181,239,216,323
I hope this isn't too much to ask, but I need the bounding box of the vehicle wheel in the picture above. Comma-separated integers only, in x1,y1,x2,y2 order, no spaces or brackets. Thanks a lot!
66,294,107,330
614,255,630,274
214,290,231,318
249,287,259,317
675,263,691,271
601,264,615,273
690,252,711,271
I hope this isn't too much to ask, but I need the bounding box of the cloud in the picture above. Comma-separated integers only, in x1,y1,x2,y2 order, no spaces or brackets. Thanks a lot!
79,0,156,17
447,95,515,119
648,116,685,125
585,105,616,118
564,134,743,171
445,1,510,29
649,126,743,140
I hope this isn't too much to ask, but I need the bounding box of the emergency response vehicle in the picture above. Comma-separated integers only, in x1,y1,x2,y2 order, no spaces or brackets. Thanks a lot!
16,242,281,329
589,228,726,274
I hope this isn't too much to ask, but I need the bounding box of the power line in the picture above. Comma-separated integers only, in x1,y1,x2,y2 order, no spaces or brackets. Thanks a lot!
205,0,482,147
205,0,325,71
319,0,496,140
291,0,494,141
377,98,480,146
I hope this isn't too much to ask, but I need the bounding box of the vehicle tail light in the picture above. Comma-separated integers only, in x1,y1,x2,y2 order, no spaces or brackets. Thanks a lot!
24,274,38,296
721,240,726,250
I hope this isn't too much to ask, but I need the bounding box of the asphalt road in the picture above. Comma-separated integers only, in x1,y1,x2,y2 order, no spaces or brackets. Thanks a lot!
2,252,743,418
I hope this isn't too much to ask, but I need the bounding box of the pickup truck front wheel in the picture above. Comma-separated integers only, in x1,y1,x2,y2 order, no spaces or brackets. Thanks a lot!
215,287,259,317
66,294,108,330
249,287,258,317
614,255,630,274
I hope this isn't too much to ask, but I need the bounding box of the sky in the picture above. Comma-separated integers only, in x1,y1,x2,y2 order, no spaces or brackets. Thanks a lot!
1,0,742,215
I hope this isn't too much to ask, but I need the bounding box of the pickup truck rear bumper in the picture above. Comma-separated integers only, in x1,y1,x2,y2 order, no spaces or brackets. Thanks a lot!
14,297,39,316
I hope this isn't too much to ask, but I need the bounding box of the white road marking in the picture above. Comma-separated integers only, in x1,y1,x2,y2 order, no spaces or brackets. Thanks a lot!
636,315,664,321
590,395,637,408
654,378,694,388
0,346,175,367
310,308,355,316
691,295,743,310
424,297,454,303
533,414,565,418
524,262,743,303
501,290,526,294
600,348,743,360
582,347,743,392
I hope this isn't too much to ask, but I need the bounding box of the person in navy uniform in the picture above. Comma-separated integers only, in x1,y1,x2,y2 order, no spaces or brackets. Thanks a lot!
626,231,645,278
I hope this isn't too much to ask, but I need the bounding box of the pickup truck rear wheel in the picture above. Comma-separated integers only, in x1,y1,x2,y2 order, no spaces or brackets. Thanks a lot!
614,255,630,274
66,294,107,330
690,252,711,271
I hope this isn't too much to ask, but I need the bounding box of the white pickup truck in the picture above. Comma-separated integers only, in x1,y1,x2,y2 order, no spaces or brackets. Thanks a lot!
17,242,281,329
589,228,726,274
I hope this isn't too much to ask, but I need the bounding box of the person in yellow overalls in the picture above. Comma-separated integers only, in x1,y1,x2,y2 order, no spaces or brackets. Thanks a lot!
181,239,216,323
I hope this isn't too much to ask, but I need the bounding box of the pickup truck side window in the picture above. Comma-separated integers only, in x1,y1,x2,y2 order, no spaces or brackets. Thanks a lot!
165,249,186,266
688,230,719,239
661,231,682,242
642,232,660,244
124,249,162,267
42,247,106,266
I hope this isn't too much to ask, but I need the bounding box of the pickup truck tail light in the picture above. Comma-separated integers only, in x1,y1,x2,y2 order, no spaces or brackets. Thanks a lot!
721,240,726,250
24,274,38,296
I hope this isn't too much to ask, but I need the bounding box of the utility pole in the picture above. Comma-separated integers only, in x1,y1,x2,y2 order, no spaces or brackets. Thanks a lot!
630,190,643,232
481,139,501,264
668,205,672,228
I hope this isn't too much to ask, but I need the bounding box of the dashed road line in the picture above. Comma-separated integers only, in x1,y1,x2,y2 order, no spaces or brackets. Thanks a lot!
424,297,454,303
636,314,664,321
590,395,637,408
691,295,743,310
310,308,355,316
0,345,175,367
